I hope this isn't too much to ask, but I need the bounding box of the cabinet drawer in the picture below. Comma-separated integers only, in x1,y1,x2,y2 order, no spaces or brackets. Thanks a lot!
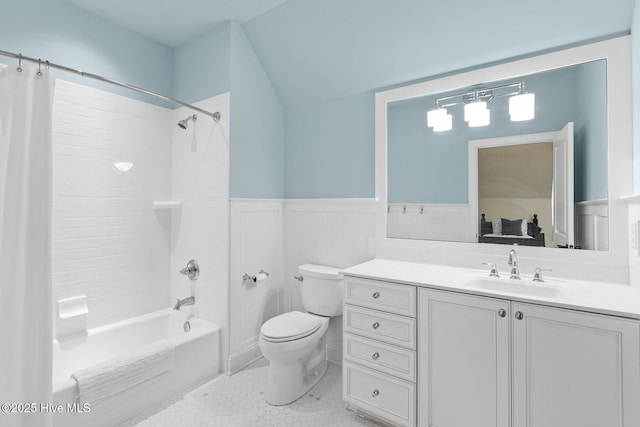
343,361,416,427
344,333,416,382
345,277,416,317
344,305,416,349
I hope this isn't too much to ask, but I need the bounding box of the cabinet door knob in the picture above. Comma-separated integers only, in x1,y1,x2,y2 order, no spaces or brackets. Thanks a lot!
498,309,506,318
372,322,380,330
372,292,380,299
372,389,380,397
515,311,524,320
372,352,380,360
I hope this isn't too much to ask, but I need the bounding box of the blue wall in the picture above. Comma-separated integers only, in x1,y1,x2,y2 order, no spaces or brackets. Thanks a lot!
173,22,231,104
0,0,173,106
229,22,285,198
2,0,636,199
173,22,285,198
284,91,375,198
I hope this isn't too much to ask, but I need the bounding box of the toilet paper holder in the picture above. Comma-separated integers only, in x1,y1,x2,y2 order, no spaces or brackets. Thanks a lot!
243,269,270,283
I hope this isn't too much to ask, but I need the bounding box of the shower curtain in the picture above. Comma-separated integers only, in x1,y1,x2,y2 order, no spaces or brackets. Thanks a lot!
0,64,56,427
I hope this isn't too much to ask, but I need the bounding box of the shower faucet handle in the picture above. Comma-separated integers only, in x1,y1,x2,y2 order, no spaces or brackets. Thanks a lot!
180,259,199,281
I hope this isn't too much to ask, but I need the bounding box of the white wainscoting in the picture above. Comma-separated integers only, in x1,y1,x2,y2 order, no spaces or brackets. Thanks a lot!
284,199,377,365
228,199,284,374
387,203,475,243
575,200,609,251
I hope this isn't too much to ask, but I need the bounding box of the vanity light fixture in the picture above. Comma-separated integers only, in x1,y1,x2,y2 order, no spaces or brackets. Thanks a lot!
426,107,452,132
464,100,491,127
509,90,535,121
426,81,534,132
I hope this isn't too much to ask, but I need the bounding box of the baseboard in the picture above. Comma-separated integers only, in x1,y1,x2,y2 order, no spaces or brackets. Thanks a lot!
227,343,263,375
327,339,342,366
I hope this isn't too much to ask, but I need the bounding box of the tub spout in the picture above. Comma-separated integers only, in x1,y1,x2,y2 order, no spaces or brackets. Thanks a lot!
174,296,195,310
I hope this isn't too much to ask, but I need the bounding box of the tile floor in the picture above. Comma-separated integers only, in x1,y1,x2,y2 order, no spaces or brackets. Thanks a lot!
123,359,381,427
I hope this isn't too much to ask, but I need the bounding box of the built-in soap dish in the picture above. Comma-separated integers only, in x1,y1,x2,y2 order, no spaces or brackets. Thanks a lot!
56,295,88,339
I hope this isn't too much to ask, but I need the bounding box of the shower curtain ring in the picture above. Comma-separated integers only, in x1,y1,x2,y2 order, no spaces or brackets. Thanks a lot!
17,54,22,72
37,59,42,76
45,60,50,70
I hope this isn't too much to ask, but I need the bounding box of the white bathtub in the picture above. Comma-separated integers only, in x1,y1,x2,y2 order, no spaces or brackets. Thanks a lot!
52,309,220,427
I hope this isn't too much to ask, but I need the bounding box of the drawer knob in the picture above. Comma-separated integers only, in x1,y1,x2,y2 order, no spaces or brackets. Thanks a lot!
372,322,380,330
498,309,506,318
515,311,524,320
372,352,380,360
372,292,380,299
372,389,380,398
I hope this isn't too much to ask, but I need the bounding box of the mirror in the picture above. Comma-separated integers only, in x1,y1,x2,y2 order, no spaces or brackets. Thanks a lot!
386,59,609,251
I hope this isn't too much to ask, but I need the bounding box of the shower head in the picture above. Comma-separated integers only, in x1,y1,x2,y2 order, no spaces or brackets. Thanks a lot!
178,114,197,129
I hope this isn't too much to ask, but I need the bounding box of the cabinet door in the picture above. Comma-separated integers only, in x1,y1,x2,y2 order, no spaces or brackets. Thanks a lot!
418,289,510,427
512,302,640,427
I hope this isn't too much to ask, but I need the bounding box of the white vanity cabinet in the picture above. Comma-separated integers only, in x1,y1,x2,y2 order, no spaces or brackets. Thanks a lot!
511,302,640,427
417,289,511,427
342,277,417,427
417,288,640,427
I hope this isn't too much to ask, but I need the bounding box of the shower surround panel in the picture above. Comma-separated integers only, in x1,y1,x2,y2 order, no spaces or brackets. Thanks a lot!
51,79,173,332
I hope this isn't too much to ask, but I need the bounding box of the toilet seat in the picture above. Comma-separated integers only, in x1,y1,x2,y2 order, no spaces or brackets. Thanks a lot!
260,311,323,343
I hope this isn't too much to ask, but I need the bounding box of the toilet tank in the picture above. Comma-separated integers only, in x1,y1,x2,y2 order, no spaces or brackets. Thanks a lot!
298,264,344,317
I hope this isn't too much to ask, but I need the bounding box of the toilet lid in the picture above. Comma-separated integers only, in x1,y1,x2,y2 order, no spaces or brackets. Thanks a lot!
260,311,323,342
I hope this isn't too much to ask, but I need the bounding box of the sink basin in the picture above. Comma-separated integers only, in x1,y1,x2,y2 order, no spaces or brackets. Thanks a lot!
454,274,566,299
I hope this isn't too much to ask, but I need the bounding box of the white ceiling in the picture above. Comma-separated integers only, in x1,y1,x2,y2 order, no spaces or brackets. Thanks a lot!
63,0,290,47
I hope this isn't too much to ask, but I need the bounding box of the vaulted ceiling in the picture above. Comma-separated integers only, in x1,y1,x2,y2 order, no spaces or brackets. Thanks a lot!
63,0,636,107
63,0,290,47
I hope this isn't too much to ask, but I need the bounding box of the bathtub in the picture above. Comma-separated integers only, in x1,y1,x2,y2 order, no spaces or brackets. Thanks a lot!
52,309,220,427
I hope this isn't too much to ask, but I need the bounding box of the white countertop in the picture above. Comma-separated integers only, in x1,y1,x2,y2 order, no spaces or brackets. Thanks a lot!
342,259,640,320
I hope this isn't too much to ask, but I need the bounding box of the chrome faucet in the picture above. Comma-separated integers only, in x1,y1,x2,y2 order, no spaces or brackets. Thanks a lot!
508,249,521,280
174,296,195,310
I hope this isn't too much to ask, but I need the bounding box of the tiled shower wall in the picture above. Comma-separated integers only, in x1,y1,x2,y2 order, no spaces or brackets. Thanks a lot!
170,94,230,370
52,78,173,331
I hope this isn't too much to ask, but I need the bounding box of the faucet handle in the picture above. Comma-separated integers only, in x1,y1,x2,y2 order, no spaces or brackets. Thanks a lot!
482,262,500,277
180,259,199,281
533,267,552,283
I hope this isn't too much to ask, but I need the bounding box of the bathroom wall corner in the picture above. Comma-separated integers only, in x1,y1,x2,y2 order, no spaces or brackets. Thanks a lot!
228,199,285,373
170,93,231,373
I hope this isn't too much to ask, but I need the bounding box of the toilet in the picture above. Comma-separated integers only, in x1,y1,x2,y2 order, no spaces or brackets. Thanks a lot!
258,263,343,405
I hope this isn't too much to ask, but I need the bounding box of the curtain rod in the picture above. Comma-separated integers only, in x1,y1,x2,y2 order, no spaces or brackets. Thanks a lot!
0,49,221,122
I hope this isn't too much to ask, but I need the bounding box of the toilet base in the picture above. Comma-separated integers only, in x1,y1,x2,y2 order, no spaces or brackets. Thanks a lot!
264,357,328,406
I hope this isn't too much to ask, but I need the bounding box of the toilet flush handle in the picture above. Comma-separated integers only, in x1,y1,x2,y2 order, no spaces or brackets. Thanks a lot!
294,275,304,282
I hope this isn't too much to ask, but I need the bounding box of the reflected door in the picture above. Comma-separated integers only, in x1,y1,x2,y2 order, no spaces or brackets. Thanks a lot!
552,122,574,248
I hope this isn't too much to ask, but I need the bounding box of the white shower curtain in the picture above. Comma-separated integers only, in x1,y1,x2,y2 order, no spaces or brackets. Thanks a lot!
0,64,56,427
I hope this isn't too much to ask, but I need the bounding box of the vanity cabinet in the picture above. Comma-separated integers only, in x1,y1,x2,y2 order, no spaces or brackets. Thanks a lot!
342,273,640,427
417,289,510,427
343,277,417,426
418,288,640,427
511,302,640,427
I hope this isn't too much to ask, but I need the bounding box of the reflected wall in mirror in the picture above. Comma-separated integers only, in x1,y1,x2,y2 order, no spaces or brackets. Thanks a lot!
478,142,552,248
387,59,609,250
